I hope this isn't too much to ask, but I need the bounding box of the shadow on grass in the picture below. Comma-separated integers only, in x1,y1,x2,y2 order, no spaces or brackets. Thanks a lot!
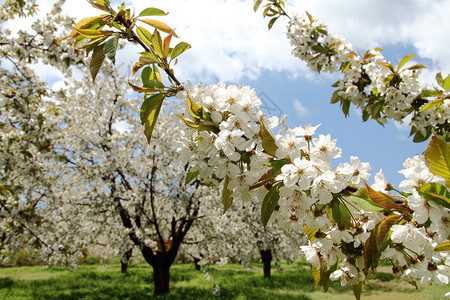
0,263,408,300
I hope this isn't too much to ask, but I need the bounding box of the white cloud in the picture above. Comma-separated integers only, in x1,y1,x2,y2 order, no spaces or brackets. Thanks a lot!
9,0,450,85
293,99,309,118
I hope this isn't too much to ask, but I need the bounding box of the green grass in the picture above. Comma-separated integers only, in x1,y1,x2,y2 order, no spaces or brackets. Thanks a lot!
0,262,447,300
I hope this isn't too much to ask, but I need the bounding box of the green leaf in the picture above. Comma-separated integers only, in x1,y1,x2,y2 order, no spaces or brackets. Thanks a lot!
104,33,118,64
170,42,191,60
222,175,233,213
265,159,289,177
362,110,370,122
434,242,450,251
413,127,432,143
418,89,440,98
90,45,105,81
347,195,384,212
185,168,200,185
261,182,283,227
136,26,152,47
141,66,165,89
140,93,165,143
417,182,450,209
331,199,353,228
259,119,278,157
330,89,341,104
342,99,351,117
340,61,352,73
424,135,450,186
352,282,364,300
397,54,415,71
311,45,325,52
139,7,168,16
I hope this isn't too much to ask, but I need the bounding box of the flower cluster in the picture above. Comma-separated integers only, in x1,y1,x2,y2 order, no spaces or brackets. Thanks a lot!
287,13,449,142
176,82,449,290
176,83,369,208
287,13,352,73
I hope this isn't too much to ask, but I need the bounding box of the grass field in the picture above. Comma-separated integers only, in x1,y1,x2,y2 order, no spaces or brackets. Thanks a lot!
0,261,448,299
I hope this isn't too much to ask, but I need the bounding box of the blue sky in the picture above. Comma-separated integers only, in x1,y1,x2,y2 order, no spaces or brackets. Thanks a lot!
7,0,450,187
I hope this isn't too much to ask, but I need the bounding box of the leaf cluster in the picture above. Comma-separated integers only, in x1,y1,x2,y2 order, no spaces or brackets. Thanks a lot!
253,0,288,29
70,1,192,143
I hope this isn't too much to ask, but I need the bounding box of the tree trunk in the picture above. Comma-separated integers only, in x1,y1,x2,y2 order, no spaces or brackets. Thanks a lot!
193,257,201,271
260,249,272,278
121,248,133,274
152,258,171,295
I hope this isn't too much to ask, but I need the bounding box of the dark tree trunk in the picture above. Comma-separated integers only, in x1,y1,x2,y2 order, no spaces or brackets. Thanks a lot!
260,249,272,278
152,258,171,295
121,248,133,274
193,257,201,271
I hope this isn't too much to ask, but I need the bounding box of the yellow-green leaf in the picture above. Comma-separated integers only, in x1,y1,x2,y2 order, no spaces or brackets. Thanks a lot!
397,54,415,71
139,7,168,17
424,135,450,187
379,62,394,73
151,28,164,57
136,26,152,47
176,114,199,129
312,265,320,290
170,42,191,60
417,182,450,209
128,82,158,93
304,225,318,242
74,28,114,39
434,242,450,251
419,99,444,113
259,119,278,157
186,94,202,119
70,15,106,38
88,0,110,13
139,19,178,37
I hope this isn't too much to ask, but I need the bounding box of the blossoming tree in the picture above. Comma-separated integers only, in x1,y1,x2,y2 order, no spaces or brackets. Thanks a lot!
0,0,85,263
72,0,450,298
